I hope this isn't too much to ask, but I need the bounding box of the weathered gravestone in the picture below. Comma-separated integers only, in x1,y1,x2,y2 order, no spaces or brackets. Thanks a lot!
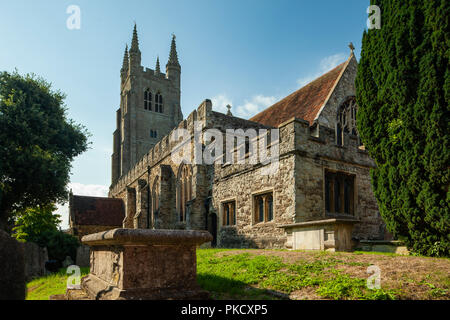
75,244,90,267
0,229,26,300
64,228,212,300
22,242,48,281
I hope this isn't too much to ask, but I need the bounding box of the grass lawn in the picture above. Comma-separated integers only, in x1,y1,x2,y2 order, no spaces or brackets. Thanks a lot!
26,249,449,300
26,267,90,300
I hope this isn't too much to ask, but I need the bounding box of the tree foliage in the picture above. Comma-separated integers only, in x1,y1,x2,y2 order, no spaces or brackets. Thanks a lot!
12,204,79,262
356,0,449,256
12,204,61,242
0,71,89,229
35,230,80,263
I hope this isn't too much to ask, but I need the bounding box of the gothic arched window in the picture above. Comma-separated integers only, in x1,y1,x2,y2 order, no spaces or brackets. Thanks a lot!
155,93,163,113
144,89,152,111
177,164,192,222
151,177,160,227
336,97,358,146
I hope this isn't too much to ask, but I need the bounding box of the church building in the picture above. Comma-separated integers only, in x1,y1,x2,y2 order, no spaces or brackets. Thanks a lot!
70,25,389,251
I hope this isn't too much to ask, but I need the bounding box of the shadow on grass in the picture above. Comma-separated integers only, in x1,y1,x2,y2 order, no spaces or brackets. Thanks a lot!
197,273,287,300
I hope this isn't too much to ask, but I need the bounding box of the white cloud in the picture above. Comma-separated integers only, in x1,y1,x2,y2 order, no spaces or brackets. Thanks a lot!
68,183,109,197
297,53,346,88
211,94,233,114
212,94,277,119
56,182,109,230
235,95,277,119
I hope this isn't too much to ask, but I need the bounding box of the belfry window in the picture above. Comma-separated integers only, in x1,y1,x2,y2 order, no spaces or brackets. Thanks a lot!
325,171,355,215
253,192,274,224
144,89,152,110
155,93,163,113
336,97,358,146
150,130,157,138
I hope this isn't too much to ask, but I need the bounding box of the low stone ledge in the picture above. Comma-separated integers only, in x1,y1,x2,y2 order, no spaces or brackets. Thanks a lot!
81,228,212,246
357,240,409,255
278,218,359,229
70,229,212,300
279,218,359,252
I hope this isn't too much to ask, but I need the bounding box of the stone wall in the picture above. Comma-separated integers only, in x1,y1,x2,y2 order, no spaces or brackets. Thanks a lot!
317,54,358,129
212,156,295,248
22,242,48,281
0,230,25,300
108,90,385,249
290,118,383,240
110,100,216,233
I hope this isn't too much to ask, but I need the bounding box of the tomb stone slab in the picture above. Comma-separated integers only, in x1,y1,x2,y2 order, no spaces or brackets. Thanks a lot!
76,228,212,300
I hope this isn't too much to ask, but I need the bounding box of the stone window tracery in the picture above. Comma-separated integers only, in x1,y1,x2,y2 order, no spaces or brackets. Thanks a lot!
325,171,355,216
177,164,192,222
152,178,160,226
144,89,152,111
336,97,358,146
155,92,163,113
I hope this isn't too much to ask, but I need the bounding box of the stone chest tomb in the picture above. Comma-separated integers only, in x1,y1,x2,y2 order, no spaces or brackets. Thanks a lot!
68,228,212,300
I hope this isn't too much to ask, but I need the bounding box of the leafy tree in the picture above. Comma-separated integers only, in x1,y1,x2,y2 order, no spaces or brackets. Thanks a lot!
0,71,89,230
12,204,61,243
36,230,80,263
12,204,79,263
356,0,449,256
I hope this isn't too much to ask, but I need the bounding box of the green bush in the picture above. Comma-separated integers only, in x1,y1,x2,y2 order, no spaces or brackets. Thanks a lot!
12,204,80,263
36,230,79,263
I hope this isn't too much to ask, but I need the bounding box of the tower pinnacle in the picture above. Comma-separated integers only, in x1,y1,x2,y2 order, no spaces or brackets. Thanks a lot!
155,56,161,74
128,23,141,71
121,44,129,71
130,23,140,52
167,34,180,67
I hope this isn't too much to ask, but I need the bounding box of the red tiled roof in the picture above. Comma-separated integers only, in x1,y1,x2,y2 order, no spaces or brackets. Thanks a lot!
71,195,125,226
249,62,346,127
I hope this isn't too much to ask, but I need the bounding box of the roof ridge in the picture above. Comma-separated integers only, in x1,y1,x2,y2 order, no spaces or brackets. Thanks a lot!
249,61,347,127
313,55,353,123
297,61,346,91
73,194,122,201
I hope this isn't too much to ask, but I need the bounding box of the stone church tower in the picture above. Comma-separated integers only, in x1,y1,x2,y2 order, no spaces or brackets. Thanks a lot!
111,25,183,185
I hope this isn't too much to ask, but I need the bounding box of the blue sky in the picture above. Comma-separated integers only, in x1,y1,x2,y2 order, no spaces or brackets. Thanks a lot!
0,0,370,227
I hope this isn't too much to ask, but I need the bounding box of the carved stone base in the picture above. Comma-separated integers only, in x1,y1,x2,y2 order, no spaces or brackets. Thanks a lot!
78,273,210,300
68,228,212,300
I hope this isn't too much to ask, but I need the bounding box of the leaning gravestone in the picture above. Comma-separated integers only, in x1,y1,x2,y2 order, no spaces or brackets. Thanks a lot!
61,228,212,300
0,229,26,300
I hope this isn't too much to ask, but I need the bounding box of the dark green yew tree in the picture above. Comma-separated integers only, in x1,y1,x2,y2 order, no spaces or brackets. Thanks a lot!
356,0,449,256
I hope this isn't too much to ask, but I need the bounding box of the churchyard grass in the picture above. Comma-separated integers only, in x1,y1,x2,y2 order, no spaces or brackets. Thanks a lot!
26,267,89,300
26,249,449,300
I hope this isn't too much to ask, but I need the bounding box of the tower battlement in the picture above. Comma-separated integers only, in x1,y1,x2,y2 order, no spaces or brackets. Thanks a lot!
111,25,183,185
